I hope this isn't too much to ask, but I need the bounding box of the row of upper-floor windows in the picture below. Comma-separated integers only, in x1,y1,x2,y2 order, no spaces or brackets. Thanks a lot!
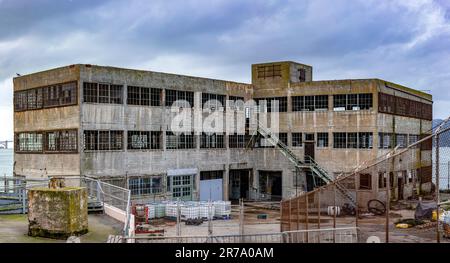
14,81,431,120
14,82,77,111
14,130,422,153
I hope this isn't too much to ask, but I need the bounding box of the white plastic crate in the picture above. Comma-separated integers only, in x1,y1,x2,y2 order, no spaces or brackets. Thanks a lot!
165,203,179,218
181,206,199,220
146,204,156,219
198,204,214,220
155,203,166,218
213,201,231,217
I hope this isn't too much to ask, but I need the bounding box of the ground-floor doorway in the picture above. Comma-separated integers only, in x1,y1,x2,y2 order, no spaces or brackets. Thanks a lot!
229,169,251,201
259,171,282,201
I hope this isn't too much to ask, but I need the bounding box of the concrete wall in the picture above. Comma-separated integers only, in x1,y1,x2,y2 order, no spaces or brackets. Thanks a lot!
13,65,81,178
14,62,433,201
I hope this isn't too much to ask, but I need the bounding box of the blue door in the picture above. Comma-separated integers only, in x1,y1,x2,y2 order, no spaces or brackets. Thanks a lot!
200,179,223,201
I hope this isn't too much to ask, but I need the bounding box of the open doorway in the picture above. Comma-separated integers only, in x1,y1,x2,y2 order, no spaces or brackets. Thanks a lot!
259,171,282,201
229,169,251,201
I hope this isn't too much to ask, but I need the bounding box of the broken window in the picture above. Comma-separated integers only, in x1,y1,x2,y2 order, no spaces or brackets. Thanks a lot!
378,133,393,149
317,133,329,147
165,89,194,108
129,176,163,196
333,95,347,110
228,134,248,148
83,130,124,151
257,64,282,78
334,93,373,111
298,68,306,82
200,133,225,149
227,96,245,111
278,133,288,146
408,134,419,147
165,131,196,149
359,93,373,110
315,95,328,110
15,132,43,153
395,134,408,148
128,131,161,150
83,82,123,104
304,96,315,111
347,133,358,148
14,91,28,111
379,92,432,121
83,82,98,103
14,82,77,111
292,133,303,147
200,171,224,180
333,133,347,148
358,132,373,149
359,173,372,190
202,93,226,111
255,97,287,112
127,86,162,106
45,130,78,152
292,96,304,111
305,133,314,141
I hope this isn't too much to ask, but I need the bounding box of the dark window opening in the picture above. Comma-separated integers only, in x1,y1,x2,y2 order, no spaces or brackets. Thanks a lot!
127,86,161,106
200,170,224,180
333,133,347,149
200,133,224,149
14,82,77,111
292,133,303,147
255,97,287,112
165,89,194,108
359,173,372,190
202,93,226,111
83,130,124,151
317,133,329,147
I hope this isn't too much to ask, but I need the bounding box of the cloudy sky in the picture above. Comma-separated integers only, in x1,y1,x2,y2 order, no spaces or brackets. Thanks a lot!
1,0,450,140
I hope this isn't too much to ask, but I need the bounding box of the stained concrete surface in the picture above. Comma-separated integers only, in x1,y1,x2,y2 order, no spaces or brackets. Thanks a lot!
0,214,122,243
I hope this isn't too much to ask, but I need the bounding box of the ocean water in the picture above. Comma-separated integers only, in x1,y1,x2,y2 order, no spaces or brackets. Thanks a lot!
0,149,13,177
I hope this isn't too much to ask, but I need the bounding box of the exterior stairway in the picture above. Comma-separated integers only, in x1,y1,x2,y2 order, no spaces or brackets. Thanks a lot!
249,120,357,207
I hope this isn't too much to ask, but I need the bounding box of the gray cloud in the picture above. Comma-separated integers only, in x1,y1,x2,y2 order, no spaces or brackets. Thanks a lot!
1,0,449,139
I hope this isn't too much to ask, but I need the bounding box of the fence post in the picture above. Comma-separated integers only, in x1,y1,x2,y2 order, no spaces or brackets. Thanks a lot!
22,188,26,214
333,184,336,243
176,198,181,237
386,170,391,243
288,199,292,231
305,194,309,243
435,133,440,243
296,197,300,230
318,190,321,243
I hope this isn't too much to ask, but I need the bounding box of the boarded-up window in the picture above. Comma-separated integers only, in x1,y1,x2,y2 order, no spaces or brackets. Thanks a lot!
257,64,282,78
378,93,432,120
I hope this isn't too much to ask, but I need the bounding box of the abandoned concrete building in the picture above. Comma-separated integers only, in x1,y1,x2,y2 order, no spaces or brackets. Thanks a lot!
13,61,433,203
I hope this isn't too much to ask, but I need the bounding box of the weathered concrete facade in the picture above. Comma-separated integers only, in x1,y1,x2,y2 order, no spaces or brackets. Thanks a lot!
13,61,433,202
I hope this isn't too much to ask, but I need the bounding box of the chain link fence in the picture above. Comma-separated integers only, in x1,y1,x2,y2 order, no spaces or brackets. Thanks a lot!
282,117,450,243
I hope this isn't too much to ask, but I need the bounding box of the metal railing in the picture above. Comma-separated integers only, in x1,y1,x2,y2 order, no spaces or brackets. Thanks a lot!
80,177,131,236
124,227,359,243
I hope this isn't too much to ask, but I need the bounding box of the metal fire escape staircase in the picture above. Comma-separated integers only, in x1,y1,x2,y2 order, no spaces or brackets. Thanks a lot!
247,120,356,207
